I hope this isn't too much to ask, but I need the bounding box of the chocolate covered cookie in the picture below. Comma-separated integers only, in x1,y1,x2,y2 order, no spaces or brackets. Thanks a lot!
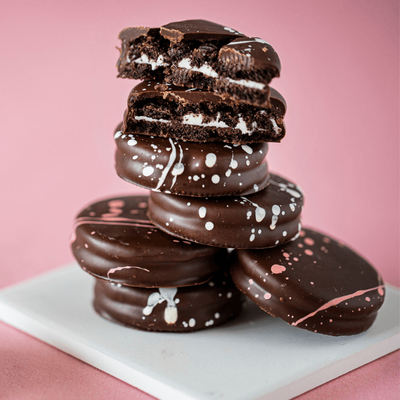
114,126,270,196
148,173,303,249
71,195,227,287
117,19,281,107
93,268,243,332
122,80,286,144
230,228,385,336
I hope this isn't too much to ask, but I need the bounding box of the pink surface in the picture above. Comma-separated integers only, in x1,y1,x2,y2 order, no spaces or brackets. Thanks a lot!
0,0,398,399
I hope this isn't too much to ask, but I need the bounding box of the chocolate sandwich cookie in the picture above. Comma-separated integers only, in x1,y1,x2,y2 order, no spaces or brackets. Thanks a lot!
117,19,281,107
148,173,303,249
93,268,243,332
114,126,270,196
71,195,227,287
122,81,286,144
230,228,385,336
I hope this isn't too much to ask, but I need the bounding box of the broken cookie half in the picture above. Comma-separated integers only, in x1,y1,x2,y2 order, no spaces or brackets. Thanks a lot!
123,80,286,144
117,19,281,108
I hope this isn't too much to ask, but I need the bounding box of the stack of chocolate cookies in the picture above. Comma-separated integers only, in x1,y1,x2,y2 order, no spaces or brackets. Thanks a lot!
71,20,385,336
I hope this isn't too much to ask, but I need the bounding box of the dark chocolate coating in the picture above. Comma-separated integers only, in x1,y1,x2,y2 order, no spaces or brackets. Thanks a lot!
148,173,303,249
71,195,227,287
160,19,243,43
117,19,281,107
123,80,286,144
118,26,159,41
219,36,281,77
231,228,385,336
93,268,243,332
114,126,270,197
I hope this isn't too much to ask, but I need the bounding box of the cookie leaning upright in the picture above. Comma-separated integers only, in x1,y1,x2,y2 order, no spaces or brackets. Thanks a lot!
230,228,385,336
117,19,281,107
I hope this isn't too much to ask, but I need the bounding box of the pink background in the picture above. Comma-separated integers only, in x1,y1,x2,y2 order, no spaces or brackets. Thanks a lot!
0,0,398,399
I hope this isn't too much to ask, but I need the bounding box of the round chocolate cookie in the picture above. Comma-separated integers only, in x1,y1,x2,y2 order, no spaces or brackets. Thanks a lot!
148,173,303,249
230,228,385,336
114,126,270,197
71,195,227,287
93,268,243,332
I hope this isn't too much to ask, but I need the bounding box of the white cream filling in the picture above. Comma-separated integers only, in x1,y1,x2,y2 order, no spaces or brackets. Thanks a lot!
135,115,171,124
134,113,265,135
133,54,168,70
182,112,228,128
226,77,265,90
177,58,265,90
178,58,219,78
270,117,282,135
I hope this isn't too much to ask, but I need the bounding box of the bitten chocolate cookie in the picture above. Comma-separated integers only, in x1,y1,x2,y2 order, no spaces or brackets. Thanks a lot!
122,80,286,144
71,195,227,287
93,268,243,332
117,19,281,107
148,173,303,249
114,125,270,197
230,228,385,336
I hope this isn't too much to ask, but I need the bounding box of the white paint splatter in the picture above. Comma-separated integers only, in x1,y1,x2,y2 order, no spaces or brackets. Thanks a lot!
199,207,207,218
205,153,217,168
205,222,214,231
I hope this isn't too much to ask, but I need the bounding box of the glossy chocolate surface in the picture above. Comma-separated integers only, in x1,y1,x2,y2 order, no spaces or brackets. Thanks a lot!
118,26,159,41
148,173,303,249
114,126,270,196
93,268,243,332
219,36,281,76
160,19,243,43
71,195,226,287
231,228,385,336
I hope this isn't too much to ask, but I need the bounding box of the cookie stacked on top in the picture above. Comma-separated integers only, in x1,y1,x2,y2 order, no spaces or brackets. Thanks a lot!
71,19,385,336
115,20,303,249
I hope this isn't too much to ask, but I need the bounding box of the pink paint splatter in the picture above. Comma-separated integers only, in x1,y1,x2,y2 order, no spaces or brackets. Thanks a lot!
292,284,385,327
283,252,290,258
305,249,313,256
298,243,304,248
365,297,371,302
264,292,272,300
108,200,125,208
271,264,286,274
304,237,315,246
